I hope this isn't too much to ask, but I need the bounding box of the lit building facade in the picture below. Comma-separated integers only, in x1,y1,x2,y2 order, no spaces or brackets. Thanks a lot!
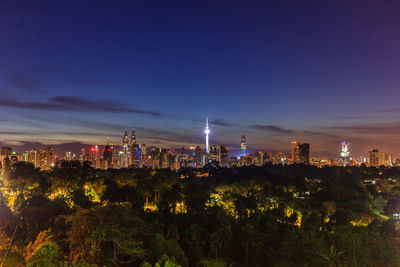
369,149,386,167
299,143,310,164
219,145,229,167
240,135,247,156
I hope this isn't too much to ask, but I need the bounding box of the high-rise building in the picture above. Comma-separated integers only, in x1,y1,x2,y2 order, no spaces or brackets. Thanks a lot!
140,144,148,167
64,151,75,161
38,147,54,170
263,151,272,164
340,141,350,166
161,151,171,169
194,146,203,168
240,135,247,156
209,145,218,163
150,148,161,169
291,141,300,163
219,145,229,167
130,129,139,168
1,147,12,157
122,130,129,168
204,117,210,154
229,156,238,167
23,150,38,167
103,138,113,169
240,155,254,166
88,146,99,162
299,143,310,164
369,149,386,167
255,151,264,166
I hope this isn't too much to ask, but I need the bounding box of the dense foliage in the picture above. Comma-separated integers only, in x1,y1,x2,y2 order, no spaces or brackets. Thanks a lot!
0,161,399,266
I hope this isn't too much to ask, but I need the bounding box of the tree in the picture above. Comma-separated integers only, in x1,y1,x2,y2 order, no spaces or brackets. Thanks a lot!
66,203,146,266
149,234,188,267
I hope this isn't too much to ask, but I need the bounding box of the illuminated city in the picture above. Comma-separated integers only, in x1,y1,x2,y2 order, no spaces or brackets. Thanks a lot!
0,125,398,171
1,1,400,266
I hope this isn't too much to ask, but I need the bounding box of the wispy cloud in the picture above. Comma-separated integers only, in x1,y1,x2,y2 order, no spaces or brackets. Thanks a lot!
210,119,237,127
6,73,37,91
303,130,339,138
324,122,400,135
0,96,160,116
380,108,400,113
250,124,294,134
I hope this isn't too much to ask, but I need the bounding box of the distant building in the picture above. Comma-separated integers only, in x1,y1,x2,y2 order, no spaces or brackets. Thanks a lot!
340,142,350,166
150,148,161,169
23,150,38,167
369,149,386,167
38,147,54,170
103,143,113,169
64,151,76,161
291,141,300,163
1,147,12,157
219,145,229,167
299,143,310,164
209,145,218,164
255,151,264,166
130,129,139,168
240,135,247,156
194,146,203,168
229,157,238,167
140,144,148,168
240,155,254,166
264,151,273,164
122,130,129,168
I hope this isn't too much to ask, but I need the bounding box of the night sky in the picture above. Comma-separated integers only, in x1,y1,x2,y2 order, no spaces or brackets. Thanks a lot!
1,0,400,158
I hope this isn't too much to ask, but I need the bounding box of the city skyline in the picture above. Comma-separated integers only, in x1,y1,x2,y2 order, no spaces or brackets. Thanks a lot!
0,119,397,160
2,124,398,170
1,1,400,157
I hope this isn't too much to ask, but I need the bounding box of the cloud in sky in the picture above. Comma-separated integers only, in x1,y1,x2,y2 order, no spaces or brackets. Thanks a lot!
250,124,294,134
324,122,400,135
6,73,37,91
380,108,400,113
209,119,237,127
0,96,160,116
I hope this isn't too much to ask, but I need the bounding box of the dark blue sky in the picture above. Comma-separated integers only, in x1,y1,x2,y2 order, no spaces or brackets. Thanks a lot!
1,0,400,157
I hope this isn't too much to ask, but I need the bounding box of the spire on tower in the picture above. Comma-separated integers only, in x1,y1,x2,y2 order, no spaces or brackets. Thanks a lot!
204,117,210,154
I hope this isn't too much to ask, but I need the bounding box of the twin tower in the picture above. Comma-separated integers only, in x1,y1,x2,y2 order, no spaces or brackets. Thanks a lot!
122,128,139,167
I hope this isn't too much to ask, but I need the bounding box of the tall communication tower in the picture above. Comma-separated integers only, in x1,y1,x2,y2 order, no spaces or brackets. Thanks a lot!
204,117,210,154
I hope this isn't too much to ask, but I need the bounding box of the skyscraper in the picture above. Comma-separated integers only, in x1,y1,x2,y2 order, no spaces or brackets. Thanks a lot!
130,128,138,168
204,117,210,154
219,145,228,167
240,135,247,156
299,143,310,164
291,141,300,163
369,149,386,167
140,144,148,168
103,139,113,169
122,130,129,168
209,145,218,163
194,146,203,168
1,147,12,156
23,150,37,168
255,151,264,166
38,147,54,170
340,141,350,166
